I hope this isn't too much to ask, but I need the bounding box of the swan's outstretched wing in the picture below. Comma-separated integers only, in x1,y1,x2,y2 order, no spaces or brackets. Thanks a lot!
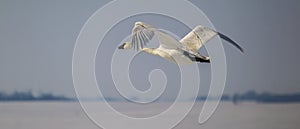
180,25,244,53
131,22,183,51
131,22,210,59
180,25,218,53
131,22,155,50
217,32,244,53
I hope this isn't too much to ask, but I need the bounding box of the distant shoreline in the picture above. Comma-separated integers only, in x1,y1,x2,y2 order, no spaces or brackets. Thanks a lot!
0,91,73,102
196,91,300,104
1,90,300,103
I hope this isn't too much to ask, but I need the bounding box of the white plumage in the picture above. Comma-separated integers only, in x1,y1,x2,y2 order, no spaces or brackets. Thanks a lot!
118,22,243,65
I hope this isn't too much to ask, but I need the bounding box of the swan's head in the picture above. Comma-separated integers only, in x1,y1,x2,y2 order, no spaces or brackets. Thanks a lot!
118,42,132,50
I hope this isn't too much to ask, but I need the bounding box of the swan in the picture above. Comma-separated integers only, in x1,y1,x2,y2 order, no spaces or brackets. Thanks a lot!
118,22,243,65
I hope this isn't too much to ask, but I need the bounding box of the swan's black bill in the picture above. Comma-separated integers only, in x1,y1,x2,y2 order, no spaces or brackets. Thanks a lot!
118,43,126,49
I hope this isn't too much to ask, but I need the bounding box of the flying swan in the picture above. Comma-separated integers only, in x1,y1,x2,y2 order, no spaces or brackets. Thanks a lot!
118,22,243,65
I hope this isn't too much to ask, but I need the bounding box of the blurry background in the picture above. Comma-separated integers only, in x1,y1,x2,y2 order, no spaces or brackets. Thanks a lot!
0,0,299,129
1,0,299,97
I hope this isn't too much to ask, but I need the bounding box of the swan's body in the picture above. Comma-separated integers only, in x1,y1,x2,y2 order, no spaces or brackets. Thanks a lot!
142,47,196,64
118,22,243,65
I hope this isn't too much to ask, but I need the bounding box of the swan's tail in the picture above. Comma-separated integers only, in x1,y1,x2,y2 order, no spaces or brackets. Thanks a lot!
195,56,210,63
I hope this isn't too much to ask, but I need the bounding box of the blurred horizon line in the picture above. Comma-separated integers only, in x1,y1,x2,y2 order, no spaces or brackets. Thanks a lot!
1,90,300,103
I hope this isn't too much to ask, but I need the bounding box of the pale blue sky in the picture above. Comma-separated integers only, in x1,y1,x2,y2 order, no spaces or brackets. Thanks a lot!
0,0,299,98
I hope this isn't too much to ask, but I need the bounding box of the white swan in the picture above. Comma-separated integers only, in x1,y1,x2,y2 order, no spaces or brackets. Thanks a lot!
118,22,243,65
